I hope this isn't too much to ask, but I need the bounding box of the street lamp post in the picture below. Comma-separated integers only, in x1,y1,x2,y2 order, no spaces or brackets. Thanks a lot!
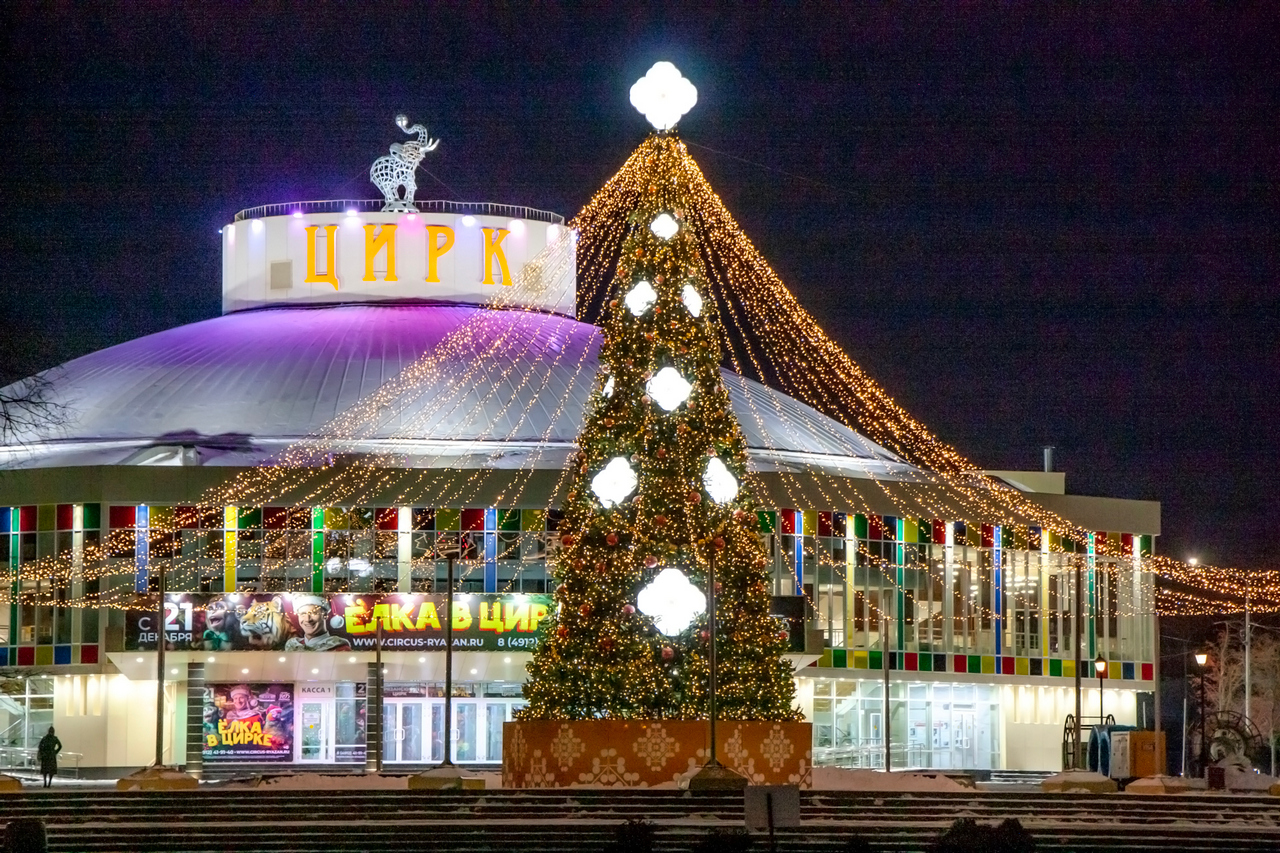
1094,655,1107,722
1194,650,1209,776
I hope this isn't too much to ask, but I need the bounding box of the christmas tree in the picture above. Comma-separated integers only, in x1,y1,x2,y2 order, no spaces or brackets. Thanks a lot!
519,131,799,722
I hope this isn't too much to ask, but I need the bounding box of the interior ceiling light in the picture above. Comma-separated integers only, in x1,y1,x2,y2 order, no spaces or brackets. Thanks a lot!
646,367,692,411
637,568,705,636
703,457,739,504
591,456,638,508
625,279,658,316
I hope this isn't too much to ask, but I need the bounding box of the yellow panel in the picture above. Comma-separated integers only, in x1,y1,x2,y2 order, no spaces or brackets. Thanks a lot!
852,651,869,670
35,646,54,666
1063,659,1076,678
981,656,996,674
223,506,238,592
1110,662,1123,680
1015,658,1030,676
802,511,817,536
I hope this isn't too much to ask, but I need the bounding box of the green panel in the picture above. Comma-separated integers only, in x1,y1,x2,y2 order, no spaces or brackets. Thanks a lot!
967,655,981,674
756,511,776,533
1002,526,1014,548
832,649,847,668
237,507,262,530
82,503,101,529
520,509,545,532
918,653,933,672
918,518,932,544
37,505,56,532
868,650,882,670
854,514,868,539
1049,658,1062,677
436,508,461,531
497,509,520,531
1140,535,1153,557
310,506,324,594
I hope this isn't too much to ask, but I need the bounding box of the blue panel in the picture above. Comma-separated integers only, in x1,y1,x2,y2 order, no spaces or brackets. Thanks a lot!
0,507,10,533
53,645,72,665
793,534,803,595
484,507,497,532
1122,661,1135,681
483,531,497,592
0,647,7,666
134,504,150,593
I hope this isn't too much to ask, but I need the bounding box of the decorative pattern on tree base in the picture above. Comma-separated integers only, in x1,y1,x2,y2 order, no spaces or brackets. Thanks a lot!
503,720,812,788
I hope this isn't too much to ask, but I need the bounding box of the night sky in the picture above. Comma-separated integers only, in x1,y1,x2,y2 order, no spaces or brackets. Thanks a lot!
1,4,1275,569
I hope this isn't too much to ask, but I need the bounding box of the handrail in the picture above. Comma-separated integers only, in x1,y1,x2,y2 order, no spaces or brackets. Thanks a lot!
233,199,565,224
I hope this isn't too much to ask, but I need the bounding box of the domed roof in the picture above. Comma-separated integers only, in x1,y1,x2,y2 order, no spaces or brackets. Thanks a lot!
0,303,915,478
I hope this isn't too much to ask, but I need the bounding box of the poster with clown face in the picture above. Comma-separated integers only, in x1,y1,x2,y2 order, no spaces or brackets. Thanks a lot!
203,682,294,762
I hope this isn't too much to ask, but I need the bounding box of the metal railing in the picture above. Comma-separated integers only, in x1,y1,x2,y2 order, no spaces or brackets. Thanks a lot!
0,746,84,777
233,199,565,224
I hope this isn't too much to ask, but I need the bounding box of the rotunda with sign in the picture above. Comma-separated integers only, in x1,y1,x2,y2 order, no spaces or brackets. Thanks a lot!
0,104,1161,782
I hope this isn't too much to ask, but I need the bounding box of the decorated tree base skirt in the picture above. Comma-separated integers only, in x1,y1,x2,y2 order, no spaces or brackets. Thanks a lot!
503,720,812,788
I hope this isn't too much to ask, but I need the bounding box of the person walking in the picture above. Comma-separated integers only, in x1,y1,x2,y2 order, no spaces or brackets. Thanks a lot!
37,726,61,789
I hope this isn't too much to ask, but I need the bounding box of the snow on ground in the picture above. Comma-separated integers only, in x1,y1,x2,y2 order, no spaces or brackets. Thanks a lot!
810,767,969,792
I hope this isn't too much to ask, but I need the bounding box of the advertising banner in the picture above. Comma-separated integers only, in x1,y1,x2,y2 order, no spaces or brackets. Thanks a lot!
126,592,551,653
203,682,294,762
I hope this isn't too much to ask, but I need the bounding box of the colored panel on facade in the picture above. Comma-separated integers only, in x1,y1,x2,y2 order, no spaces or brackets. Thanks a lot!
461,508,485,532
0,648,7,666
237,507,262,529
497,509,520,532
0,507,9,533
18,505,36,532
1121,533,1134,556
34,646,53,666
1140,535,1153,557
883,516,898,540
955,655,968,674
854,514,868,539
980,524,994,548
1122,662,1135,680
1001,657,1015,675
373,508,397,531
868,650,882,670
802,511,817,536
108,505,135,529
436,508,461,530
852,651,868,669
1049,658,1062,677
1109,662,1122,680
1141,663,1153,681
517,509,542,532
17,647,35,666
868,514,882,540
932,519,946,545
79,644,99,664
56,504,74,531
817,512,833,538
83,503,101,529
981,656,996,674
832,649,846,668
903,518,918,544
1029,526,1042,551
933,654,947,673
323,507,348,530
262,507,286,529
53,645,72,665
756,511,776,534
1027,658,1041,676
1062,659,1075,678
816,650,832,668
918,653,933,672
780,509,796,535
904,652,918,671
832,513,847,537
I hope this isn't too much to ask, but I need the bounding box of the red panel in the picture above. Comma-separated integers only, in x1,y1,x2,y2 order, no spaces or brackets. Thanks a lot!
1001,657,1015,675
1122,533,1134,556
868,514,882,540
376,508,399,531
108,505,136,529
817,512,833,538
781,509,796,535
263,507,287,530
905,652,918,671
954,655,967,674
79,645,99,665
19,506,36,532
17,647,35,666
1141,663,1153,681
932,519,947,544
56,504,74,530
461,508,485,532
177,506,199,528
981,524,995,548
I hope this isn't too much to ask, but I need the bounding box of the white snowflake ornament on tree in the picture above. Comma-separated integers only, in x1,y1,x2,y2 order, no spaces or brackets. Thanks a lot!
629,61,698,131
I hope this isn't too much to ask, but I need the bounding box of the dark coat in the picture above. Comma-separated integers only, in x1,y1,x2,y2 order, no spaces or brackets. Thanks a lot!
37,733,61,773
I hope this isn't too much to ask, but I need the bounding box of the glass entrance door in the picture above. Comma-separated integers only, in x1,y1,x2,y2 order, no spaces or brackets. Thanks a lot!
298,701,333,763
383,700,428,763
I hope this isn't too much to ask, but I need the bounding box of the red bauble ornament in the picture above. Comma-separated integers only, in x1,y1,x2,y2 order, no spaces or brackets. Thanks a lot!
606,533,619,546
595,561,607,572
715,582,722,594
654,306,662,315
556,626,569,639
609,299,618,309
661,646,675,661
561,534,575,547
644,555,658,569
655,274,664,283
687,490,701,503
600,638,614,652
733,509,746,521
654,515,668,527
580,603,592,617
700,630,710,641
644,332,654,341
656,447,667,458
714,537,726,550
622,604,636,615
641,395,651,405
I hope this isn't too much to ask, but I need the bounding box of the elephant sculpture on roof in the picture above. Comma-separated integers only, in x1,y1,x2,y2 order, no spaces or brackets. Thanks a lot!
370,114,440,212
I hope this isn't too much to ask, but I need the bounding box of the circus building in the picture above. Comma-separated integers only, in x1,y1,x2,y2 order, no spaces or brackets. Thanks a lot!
0,115,1160,781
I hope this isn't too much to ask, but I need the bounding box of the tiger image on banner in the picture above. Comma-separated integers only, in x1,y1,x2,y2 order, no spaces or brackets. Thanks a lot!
240,596,295,650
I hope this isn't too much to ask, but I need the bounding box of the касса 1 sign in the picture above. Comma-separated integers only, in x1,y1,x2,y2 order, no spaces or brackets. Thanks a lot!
127,592,551,653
